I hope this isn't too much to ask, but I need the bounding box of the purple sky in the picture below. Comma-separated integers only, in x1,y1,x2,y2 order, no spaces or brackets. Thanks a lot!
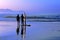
0,0,60,15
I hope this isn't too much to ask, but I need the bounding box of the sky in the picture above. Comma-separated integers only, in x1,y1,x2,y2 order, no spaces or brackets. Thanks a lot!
0,0,60,15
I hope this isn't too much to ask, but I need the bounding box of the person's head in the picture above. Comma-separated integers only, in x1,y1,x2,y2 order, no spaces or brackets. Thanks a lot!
17,14,19,16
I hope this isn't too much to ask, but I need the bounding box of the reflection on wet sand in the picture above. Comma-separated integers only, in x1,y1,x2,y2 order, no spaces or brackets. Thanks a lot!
21,31,26,40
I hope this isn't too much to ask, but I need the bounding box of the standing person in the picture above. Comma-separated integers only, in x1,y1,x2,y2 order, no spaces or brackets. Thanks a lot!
21,14,26,39
21,14,24,35
16,14,20,35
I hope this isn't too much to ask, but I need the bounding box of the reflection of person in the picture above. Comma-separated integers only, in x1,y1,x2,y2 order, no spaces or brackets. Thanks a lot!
16,14,20,35
16,27,19,35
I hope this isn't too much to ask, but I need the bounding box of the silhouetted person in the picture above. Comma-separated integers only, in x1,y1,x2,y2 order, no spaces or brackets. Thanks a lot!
16,14,20,35
17,14,20,22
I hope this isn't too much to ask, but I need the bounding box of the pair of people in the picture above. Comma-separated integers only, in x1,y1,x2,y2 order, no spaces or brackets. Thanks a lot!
16,14,24,35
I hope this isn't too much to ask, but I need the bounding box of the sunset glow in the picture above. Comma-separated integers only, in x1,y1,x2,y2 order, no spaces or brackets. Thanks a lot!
0,0,59,10
0,0,60,14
